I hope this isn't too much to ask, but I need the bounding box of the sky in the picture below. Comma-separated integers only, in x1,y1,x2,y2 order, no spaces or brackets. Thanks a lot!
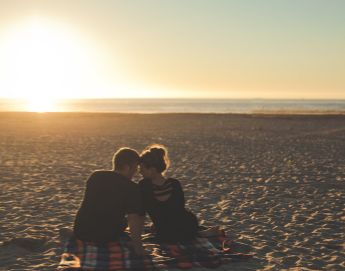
0,0,344,99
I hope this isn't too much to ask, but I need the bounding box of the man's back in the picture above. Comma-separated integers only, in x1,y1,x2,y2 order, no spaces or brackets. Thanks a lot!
73,170,142,242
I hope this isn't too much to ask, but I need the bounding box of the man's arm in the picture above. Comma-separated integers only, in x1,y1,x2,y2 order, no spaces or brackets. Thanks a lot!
127,213,148,255
139,215,145,232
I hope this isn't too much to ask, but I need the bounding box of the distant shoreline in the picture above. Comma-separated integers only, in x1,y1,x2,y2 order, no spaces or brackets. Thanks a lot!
1,98,345,114
1,111,345,119
1,110,345,114
252,109,345,115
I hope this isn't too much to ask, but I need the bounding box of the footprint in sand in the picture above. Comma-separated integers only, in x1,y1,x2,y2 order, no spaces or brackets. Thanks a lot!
1,236,47,251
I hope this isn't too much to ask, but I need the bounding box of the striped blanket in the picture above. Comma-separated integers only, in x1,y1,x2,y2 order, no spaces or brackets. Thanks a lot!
58,227,252,270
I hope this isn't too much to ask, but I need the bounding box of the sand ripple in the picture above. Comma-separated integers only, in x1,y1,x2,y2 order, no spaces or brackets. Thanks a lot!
0,112,344,270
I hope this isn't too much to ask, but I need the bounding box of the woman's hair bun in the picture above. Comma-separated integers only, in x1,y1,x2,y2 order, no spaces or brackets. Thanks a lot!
139,144,169,174
150,147,165,156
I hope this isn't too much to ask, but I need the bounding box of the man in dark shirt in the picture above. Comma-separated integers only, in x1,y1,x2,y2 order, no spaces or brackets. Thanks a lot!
73,148,147,255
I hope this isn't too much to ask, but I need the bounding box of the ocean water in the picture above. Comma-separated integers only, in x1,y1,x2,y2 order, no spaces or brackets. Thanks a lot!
0,98,345,114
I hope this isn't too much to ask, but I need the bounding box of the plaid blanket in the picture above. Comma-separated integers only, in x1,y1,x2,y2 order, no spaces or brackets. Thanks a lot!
58,227,252,270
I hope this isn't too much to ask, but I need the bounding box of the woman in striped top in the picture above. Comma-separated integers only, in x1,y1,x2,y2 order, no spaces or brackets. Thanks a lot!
138,145,219,243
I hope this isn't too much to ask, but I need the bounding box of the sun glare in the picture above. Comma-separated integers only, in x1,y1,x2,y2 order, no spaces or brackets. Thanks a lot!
27,97,55,113
0,18,170,102
0,18,111,103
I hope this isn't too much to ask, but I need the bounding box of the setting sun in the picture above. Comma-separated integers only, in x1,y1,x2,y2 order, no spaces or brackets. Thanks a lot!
26,97,55,113
0,18,116,102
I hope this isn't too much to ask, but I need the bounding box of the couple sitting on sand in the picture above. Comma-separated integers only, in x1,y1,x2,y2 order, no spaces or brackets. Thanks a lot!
60,145,219,255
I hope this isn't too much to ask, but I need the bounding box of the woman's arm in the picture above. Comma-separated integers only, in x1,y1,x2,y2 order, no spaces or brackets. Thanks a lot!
172,179,186,207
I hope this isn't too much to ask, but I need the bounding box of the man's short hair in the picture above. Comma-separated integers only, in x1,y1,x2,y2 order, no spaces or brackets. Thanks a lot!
113,148,139,170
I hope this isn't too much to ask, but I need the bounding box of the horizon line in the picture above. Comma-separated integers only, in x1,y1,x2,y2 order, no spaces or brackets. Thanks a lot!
1,97,345,100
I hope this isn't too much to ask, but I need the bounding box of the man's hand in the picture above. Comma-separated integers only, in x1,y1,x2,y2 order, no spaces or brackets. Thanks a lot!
134,246,149,256
150,223,156,234
128,214,149,256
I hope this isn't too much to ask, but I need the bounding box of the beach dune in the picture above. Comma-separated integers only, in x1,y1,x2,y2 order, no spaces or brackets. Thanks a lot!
0,112,344,270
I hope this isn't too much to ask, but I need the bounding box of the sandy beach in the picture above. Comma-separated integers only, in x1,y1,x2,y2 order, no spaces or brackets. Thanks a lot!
0,112,344,270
